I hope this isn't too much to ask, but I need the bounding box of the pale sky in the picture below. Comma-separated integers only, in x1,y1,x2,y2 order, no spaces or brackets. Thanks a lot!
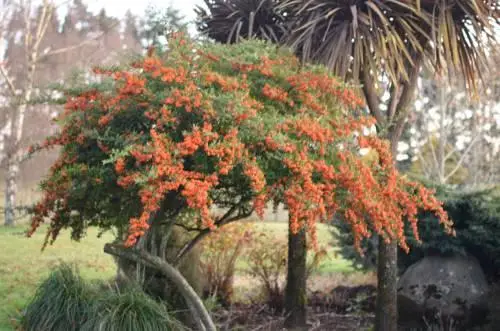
86,0,205,24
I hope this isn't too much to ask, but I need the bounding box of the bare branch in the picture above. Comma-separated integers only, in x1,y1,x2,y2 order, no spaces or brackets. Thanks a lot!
174,223,204,232
104,243,216,331
173,206,253,266
417,153,433,179
444,143,459,163
33,0,53,52
40,21,120,60
444,133,482,182
22,0,32,54
427,132,440,180
0,64,17,96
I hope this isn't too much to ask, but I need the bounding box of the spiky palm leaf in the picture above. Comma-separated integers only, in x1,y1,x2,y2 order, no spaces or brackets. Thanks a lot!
199,0,499,90
196,0,288,43
282,0,499,89
282,0,430,84
418,0,499,89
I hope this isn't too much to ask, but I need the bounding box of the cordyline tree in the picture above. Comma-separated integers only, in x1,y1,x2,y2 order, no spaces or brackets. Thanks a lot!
28,34,452,330
197,0,499,328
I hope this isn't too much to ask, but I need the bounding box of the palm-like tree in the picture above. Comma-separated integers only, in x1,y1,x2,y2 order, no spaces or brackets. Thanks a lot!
198,1,499,330
196,0,288,43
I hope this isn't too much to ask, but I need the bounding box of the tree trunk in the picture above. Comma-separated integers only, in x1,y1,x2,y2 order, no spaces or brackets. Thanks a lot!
115,222,204,328
104,243,215,331
284,226,307,330
4,154,19,226
375,239,398,331
375,135,401,331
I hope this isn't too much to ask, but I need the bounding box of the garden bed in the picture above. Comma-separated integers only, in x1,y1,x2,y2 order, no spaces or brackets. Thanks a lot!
213,304,374,331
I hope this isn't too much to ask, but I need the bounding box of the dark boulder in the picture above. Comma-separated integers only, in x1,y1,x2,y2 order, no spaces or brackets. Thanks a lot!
397,255,489,330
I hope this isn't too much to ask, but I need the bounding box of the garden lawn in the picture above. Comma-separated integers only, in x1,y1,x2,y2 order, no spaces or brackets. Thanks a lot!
0,221,354,330
0,226,116,331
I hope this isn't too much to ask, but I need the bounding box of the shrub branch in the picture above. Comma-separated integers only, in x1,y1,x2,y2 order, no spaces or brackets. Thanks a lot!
103,243,216,331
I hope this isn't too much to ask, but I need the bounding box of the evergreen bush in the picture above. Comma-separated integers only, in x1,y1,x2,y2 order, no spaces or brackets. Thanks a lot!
332,186,500,279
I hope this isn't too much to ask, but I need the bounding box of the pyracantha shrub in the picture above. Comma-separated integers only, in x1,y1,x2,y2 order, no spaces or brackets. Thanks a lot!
28,33,452,254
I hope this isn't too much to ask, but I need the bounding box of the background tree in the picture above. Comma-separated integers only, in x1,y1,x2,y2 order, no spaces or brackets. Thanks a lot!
406,67,500,187
140,5,188,48
196,0,287,44
29,35,452,330
198,1,499,329
0,0,131,226
0,0,56,226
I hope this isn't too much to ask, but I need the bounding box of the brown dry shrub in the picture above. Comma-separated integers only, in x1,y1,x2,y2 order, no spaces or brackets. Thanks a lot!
199,222,254,306
246,232,327,312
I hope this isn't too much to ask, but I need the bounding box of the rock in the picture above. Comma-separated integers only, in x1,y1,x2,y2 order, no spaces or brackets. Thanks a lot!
397,254,489,330
480,282,500,331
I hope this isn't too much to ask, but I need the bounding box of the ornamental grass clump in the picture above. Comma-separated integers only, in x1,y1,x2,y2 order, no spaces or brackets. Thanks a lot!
22,264,94,331
81,284,185,331
22,264,185,331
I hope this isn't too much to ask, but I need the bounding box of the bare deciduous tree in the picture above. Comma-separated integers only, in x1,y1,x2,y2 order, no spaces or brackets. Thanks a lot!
0,0,117,226
408,68,500,187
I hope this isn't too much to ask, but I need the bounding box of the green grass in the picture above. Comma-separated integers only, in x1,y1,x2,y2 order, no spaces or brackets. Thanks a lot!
0,226,116,331
0,221,354,330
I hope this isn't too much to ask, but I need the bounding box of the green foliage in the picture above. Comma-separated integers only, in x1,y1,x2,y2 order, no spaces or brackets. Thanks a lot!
333,186,500,279
22,264,94,331
141,5,188,48
30,34,372,248
22,264,185,331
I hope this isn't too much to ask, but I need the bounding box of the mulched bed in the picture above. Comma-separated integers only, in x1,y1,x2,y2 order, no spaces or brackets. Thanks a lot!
212,284,377,330
213,305,374,330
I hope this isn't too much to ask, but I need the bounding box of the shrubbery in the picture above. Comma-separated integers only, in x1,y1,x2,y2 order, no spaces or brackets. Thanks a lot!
245,230,326,311
247,232,288,311
22,264,184,331
198,222,327,310
27,32,454,327
200,222,253,306
30,34,450,263
333,186,500,279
